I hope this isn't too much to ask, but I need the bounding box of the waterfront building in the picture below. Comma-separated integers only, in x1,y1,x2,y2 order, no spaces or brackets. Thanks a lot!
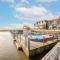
34,20,47,29
48,18,60,29
34,17,60,30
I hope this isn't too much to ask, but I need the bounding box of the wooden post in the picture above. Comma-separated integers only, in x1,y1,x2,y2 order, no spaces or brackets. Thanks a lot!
28,38,30,51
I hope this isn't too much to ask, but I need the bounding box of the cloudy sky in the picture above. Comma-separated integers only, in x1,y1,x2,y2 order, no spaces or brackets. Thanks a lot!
0,0,60,28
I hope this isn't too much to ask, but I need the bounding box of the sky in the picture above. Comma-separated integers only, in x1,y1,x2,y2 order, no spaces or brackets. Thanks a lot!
0,0,60,28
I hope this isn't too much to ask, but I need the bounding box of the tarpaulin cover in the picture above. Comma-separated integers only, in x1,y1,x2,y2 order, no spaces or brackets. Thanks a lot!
29,33,53,42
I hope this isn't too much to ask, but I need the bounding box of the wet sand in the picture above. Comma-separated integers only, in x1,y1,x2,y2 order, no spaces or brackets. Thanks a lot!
0,32,28,60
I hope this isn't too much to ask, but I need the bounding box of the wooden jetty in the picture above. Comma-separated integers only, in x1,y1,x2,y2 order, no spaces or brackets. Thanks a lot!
0,28,60,58
21,35,59,57
41,41,60,60
11,26,60,57
10,28,60,58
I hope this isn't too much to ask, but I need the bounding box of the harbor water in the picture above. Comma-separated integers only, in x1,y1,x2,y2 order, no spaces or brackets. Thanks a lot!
0,32,29,60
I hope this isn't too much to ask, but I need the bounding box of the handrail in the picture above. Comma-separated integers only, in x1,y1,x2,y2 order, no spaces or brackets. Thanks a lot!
41,41,60,60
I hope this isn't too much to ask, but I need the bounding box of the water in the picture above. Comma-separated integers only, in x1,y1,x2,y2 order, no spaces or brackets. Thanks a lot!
0,32,28,60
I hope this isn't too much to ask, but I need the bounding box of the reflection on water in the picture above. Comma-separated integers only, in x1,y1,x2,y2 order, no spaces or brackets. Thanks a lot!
0,32,44,60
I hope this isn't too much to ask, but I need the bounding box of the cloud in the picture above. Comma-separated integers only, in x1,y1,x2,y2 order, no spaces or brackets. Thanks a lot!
37,12,60,21
14,6,49,21
15,6,48,16
15,11,60,21
39,13,54,20
20,0,29,4
8,23,34,29
15,14,35,20
1,0,59,22
0,0,14,3
39,0,58,3
15,5,60,21
0,24,23,29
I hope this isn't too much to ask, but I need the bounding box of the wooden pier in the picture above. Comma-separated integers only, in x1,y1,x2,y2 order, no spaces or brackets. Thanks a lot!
10,29,60,58
10,31,60,57
41,41,60,60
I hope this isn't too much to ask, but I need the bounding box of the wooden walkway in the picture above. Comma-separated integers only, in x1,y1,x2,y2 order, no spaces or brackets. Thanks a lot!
41,41,60,60
10,29,60,57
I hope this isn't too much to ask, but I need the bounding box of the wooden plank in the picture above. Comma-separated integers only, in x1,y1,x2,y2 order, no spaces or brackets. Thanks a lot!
30,40,57,50
41,41,60,60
